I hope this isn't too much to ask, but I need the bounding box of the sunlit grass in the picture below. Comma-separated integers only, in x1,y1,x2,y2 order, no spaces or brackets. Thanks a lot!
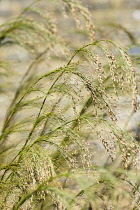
0,1,139,209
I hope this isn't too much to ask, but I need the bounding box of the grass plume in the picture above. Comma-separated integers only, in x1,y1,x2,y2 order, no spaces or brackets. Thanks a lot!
0,1,139,209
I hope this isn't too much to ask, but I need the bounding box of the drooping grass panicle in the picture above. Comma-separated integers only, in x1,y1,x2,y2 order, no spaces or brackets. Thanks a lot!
0,1,139,210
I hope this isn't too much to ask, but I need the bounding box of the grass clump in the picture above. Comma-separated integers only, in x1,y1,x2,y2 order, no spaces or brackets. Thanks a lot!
0,0,139,209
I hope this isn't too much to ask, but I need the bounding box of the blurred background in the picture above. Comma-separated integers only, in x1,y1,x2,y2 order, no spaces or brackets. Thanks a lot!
0,0,140,134
0,0,140,166
0,0,140,39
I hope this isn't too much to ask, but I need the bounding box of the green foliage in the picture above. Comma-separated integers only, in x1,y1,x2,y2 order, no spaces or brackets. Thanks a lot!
0,1,139,209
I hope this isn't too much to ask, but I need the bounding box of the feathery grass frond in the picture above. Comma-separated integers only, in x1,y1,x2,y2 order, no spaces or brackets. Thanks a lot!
0,1,139,210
